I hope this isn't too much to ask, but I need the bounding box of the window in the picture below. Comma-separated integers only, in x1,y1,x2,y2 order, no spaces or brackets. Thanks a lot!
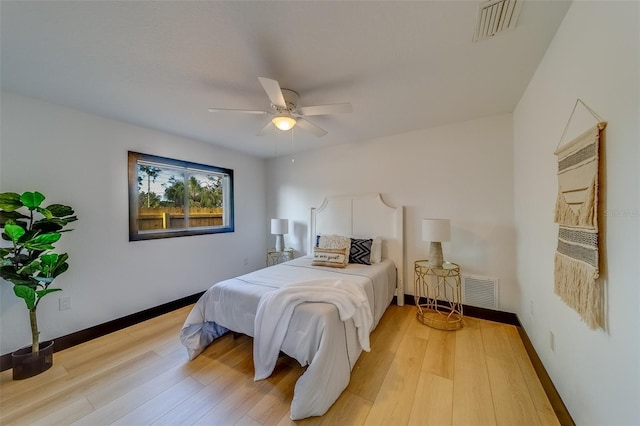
128,151,234,241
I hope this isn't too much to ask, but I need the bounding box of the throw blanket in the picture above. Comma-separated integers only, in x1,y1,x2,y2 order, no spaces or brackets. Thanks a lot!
553,122,606,329
253,279,373,381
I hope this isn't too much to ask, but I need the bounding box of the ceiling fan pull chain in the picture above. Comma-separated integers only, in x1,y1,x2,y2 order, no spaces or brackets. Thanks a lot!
291,127,295,163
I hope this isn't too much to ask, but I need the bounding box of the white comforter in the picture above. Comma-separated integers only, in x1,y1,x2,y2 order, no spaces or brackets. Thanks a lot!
253,278,373,380
180,256,396,420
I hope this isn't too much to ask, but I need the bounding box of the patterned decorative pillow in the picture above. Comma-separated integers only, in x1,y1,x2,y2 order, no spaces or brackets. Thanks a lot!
311,247,349,268
350,236,382,263
318,234,351,252
349,238,373,265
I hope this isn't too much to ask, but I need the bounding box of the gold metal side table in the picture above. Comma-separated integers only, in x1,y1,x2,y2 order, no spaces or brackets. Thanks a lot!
266,248,294,266
414,260,463,330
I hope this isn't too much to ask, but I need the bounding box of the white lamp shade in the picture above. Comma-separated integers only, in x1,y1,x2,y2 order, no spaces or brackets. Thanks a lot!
270,219,289,235
272,115,296,131
422,218,450,242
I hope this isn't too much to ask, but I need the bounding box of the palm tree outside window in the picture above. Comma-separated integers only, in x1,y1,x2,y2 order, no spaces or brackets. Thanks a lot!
128,151,234,241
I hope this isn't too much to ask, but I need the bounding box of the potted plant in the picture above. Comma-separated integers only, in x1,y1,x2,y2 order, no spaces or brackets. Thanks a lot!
0,191,77,380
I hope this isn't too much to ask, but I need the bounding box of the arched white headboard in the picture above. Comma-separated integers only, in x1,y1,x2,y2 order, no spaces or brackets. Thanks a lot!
310,193,405,305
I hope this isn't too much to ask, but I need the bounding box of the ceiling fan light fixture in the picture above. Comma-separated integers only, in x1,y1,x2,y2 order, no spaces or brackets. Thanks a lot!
272,114,296,131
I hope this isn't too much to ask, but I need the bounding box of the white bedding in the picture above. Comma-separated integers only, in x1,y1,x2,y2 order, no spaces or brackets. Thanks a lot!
180,256,396,419
254,278,373,381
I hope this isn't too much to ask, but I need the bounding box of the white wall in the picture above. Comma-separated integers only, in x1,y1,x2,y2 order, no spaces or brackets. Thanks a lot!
0,92,267,354
266,114,517,311
513,1,639,424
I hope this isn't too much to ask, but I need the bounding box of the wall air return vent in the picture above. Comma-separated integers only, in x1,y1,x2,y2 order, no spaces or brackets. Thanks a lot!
462,275,499,309
473,0,524,42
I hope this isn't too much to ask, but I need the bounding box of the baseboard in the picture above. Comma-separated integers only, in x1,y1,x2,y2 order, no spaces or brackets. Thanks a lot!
0,292,204,372
399,293,574,425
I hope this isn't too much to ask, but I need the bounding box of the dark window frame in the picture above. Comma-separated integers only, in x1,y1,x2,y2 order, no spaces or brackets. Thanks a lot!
128,151,234,241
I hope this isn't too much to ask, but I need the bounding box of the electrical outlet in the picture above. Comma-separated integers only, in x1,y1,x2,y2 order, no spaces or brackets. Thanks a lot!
549,331,555,351
59,296,71,311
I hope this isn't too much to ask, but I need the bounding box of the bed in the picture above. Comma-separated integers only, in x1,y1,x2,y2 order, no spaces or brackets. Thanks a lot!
180,193,404,420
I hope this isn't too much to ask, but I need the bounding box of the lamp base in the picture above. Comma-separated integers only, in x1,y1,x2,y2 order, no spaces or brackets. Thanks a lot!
428,242,444,267
275,234,284,252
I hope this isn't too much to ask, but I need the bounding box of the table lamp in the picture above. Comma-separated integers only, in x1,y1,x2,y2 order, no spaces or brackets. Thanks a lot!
270,219,289,252
422,218,450,267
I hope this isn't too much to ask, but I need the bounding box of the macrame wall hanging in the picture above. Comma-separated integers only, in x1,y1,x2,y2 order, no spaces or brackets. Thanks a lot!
553,99,607,330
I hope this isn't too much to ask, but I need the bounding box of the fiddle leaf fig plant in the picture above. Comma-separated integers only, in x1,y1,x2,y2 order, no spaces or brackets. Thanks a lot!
0,191,77,353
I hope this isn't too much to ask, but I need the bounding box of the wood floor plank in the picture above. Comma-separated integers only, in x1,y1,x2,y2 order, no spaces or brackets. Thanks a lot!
124,310,188,357
147,332,186,357
63,340,157,381
23,397,95,426
274,412,299,426
482,322,541,425
53,329,134,372
190,374,278,426
152,366,246,426
1,350,165,423
124,305,191,337
317,390,372,425
0,304,562,426
246,362,303,425
363,318,427,425
235,415,264,426
346,304,413,402
481,320,514,361
537,407,563,426
3,394,95,426
191,335,254,386
421,326,456,379
71,360,200,425
485,356,541,425
346,347,396,404
0,364,70,420
85,347,188,409
452,316,497,426
369,304,412,349
408,371,454,425
505,325,559,424
112,376,204,425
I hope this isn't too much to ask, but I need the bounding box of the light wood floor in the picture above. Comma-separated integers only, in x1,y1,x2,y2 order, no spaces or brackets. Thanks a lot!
0,304,560,425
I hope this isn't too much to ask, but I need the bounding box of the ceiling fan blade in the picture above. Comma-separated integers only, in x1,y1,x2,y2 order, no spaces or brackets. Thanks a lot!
207,108,268,115
258,77,287,109
298,103,352,116
296,118,328,137
257,121,275,136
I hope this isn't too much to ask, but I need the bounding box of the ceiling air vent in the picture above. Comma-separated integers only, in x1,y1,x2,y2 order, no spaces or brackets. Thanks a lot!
473,0,524,42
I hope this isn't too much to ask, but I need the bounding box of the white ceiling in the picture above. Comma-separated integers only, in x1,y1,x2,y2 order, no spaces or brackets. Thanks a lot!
0,1,571,158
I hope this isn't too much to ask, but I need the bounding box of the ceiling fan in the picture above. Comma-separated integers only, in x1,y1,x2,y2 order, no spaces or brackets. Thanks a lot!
208,77,352,137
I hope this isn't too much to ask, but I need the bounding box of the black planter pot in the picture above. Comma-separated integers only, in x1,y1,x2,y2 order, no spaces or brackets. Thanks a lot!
11,340,54,380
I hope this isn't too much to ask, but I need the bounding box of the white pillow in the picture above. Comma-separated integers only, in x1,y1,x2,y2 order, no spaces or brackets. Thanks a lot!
351,235,382,263
370,237,382,263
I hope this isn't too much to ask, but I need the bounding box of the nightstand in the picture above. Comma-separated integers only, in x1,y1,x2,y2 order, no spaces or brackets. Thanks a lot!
266,248,294,266
414,259,463,330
